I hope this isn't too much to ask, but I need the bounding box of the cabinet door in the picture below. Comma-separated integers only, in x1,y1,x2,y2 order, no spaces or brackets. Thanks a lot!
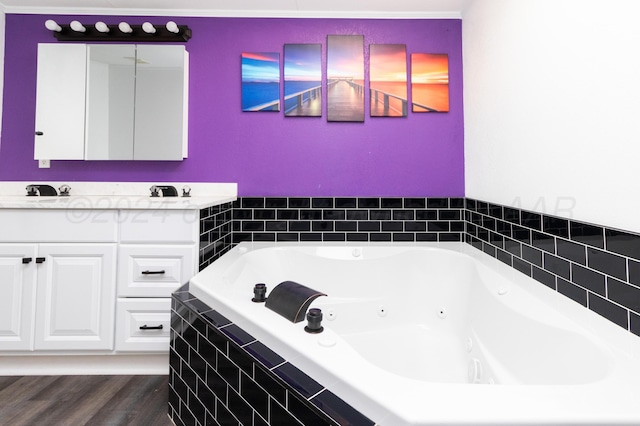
34,244,116,350
0,245,38,351
34,43,87,160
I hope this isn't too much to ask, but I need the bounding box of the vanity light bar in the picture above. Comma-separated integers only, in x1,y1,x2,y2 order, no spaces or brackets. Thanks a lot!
44,20,192,42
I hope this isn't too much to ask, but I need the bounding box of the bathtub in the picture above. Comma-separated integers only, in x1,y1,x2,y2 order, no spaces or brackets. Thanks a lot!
188,242,640,425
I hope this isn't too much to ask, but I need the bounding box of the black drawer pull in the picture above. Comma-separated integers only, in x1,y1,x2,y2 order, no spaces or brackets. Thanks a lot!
22,257,33,264
139,324,164,330
141,270,165,275
35,257,46,264
35,131,44,136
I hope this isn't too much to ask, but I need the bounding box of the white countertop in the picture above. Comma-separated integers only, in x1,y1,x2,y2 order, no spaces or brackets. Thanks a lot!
0,182,237,210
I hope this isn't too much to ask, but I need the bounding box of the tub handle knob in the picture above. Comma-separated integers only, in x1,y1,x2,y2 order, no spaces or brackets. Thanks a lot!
305,308,324,334
252,283,267,303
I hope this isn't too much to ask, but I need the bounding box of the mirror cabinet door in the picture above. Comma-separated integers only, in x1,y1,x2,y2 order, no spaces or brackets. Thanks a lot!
34,44,87,160
133,45,187,160
85,45,136,160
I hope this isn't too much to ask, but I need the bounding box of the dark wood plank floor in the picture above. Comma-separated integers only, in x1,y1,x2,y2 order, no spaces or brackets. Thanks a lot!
0,375,173,426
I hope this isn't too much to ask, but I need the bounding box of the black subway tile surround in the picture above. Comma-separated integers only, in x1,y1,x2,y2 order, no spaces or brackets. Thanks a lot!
198,203,233,270
232,197,465,244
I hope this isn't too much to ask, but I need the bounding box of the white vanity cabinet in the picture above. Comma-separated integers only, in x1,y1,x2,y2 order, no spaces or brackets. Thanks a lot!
0,182,236,374
0,210,118,351
0,208,198,354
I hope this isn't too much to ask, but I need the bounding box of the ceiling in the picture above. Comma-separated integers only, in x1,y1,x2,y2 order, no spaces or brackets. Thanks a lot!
0,0,471,18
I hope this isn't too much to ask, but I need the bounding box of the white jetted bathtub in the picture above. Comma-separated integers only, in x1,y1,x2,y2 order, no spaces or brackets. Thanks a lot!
189,242,640,425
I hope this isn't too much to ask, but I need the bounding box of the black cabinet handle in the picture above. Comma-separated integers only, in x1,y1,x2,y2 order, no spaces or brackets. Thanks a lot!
139,324,164,330
35,257,46,264
22,257,33,264
35,131,44,136
141,270,165,275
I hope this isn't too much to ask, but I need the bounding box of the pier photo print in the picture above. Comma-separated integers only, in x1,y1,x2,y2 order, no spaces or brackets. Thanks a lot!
284,44,322,117
369,44,408,117
326,35,365,122
410,53,450,113
241,52,281,112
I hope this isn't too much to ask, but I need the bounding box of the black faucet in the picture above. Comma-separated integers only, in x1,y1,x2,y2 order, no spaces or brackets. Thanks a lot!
150,185,178,197
26,184,58,196
264,281,326,323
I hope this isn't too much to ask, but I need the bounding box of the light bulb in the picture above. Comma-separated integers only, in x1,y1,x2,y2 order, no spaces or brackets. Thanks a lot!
142,22,156,34
44,19,62,32
118,22,133,34
70,20,86,32
95,21,109,33
166,21,179,34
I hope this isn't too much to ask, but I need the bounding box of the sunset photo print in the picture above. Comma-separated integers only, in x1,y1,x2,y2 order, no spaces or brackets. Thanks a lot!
410,53,449,113
370,44,408,117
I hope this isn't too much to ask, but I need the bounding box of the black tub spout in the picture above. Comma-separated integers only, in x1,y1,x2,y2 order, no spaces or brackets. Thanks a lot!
264,281,326,323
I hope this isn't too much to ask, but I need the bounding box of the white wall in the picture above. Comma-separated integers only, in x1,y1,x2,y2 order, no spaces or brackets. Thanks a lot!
463,0,640,233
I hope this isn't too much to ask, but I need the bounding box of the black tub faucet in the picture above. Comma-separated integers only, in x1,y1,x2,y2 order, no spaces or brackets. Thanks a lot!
264,281,326,323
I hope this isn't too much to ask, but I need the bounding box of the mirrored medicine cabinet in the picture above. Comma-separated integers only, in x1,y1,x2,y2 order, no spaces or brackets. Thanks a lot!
34,43,189,161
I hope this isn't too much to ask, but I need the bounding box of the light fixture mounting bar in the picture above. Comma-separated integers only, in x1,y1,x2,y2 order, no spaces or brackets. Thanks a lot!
52,24,192,42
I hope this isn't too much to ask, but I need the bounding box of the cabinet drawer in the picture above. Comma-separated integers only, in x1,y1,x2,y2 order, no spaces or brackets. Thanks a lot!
118,245,195,297
119,210,198,243
115,298,171,352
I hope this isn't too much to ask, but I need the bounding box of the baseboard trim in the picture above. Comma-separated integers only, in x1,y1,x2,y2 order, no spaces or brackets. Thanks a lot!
0,354,169,375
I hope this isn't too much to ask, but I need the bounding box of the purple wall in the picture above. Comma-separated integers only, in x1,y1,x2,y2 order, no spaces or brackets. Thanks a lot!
0,14,464,196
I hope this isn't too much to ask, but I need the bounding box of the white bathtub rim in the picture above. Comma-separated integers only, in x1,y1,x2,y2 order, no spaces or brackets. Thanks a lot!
189,241,640,425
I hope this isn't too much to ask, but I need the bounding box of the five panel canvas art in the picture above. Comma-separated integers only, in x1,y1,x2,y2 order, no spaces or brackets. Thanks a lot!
241,35,449,121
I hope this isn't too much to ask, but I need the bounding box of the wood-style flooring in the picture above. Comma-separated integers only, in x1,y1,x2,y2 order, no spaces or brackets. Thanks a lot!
0,375,173,426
